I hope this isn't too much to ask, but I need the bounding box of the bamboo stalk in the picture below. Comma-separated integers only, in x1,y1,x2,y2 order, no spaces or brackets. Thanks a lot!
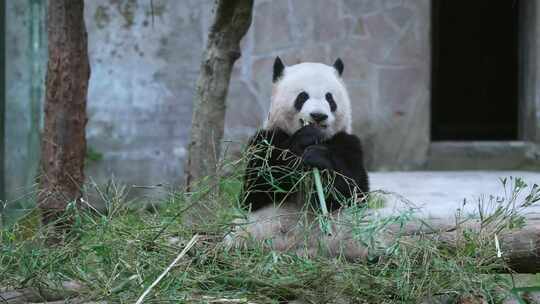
313,167,332,235
302,120,332,235
135,234,199,304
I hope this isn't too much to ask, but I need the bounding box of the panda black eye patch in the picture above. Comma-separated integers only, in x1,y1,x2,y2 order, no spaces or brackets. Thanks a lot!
294,91,310,111
325,92,337,112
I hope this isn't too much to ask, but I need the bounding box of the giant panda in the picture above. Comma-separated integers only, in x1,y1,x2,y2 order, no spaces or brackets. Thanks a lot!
229,57,370,258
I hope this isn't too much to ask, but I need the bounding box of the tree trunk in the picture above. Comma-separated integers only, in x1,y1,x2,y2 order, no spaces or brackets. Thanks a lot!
38,0,89,240
185,0,253,189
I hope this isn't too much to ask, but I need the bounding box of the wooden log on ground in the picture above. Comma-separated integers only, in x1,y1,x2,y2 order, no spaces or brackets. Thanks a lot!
0,281,82,304
227,189,540,273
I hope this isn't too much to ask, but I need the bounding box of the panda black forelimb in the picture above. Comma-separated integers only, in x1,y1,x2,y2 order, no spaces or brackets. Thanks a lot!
242,126,369,212
318,130,370,209
242,128,299,211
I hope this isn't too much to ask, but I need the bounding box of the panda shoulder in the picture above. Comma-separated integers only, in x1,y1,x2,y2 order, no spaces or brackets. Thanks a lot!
248,128,290,147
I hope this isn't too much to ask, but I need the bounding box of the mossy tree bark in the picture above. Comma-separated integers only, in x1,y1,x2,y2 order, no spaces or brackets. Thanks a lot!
185,0,253,189
38,0,89,242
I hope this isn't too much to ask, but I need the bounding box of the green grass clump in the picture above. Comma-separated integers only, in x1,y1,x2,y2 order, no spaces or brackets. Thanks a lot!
1,149,539,303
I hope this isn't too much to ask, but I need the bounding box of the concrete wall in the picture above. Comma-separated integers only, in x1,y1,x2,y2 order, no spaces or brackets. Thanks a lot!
85,0,431,187
520,0,540,163
535,4,540,147
84,0,213,193
5,0,46,203
6,0,431,199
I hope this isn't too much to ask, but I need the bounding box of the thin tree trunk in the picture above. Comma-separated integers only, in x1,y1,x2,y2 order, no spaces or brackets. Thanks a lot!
185,0,253,189
38,0,89,241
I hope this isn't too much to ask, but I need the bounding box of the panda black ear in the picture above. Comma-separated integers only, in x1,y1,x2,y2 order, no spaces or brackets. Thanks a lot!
333,58,344,76
273,56,285,83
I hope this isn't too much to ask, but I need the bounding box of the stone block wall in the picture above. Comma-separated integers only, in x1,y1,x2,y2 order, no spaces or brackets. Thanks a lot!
6,0,431,199
85,0,432,194
225,0,432,170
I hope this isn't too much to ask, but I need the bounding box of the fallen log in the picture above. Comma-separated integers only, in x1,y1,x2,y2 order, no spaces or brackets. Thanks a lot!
0,281,82,304
227,185,540,273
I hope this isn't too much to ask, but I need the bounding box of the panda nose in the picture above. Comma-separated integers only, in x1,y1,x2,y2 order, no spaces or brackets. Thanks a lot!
310,112,328,123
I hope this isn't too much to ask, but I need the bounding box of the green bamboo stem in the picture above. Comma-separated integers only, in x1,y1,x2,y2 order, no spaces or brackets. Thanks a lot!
301,120,333,235
313,168,328,215
312,161,332,235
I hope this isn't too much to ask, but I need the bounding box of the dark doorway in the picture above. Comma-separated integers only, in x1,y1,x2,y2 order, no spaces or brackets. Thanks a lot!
431,1,519,141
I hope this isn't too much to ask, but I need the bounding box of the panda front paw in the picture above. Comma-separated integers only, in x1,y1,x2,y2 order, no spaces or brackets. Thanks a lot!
289,125,325,156
302,145,334,170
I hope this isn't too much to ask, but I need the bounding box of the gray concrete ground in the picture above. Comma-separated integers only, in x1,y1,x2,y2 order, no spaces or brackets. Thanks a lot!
370,171,540,217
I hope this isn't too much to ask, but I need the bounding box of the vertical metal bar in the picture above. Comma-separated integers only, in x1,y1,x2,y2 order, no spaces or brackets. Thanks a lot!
430,0,439,141
26,0,45,195
0,0,6,224
518,0,538,142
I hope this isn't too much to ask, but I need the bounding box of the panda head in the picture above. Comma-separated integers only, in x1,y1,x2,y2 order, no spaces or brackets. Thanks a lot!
264,57,352,138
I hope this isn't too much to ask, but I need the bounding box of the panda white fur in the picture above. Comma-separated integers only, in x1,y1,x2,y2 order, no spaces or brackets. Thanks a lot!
229,57,370,259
